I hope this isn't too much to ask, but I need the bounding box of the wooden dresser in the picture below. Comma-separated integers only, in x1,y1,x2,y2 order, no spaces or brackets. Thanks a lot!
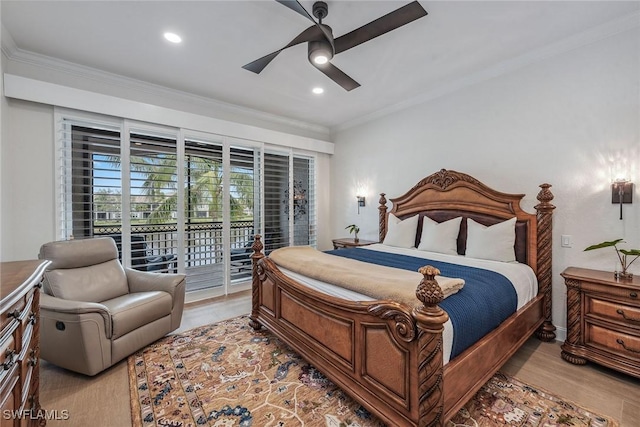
561,267,640,378
1,260,50,426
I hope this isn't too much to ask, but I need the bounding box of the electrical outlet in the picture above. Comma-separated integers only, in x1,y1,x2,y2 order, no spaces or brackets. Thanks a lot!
561,235,572,248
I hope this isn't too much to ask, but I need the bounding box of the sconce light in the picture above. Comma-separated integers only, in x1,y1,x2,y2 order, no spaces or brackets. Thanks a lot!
611,179,633,220
357,196,365,214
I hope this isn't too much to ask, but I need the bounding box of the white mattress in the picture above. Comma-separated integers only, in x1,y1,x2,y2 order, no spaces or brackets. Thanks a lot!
278,243,538,364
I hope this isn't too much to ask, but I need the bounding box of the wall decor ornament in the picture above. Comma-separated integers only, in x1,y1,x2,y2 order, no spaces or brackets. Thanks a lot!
284,180,307,221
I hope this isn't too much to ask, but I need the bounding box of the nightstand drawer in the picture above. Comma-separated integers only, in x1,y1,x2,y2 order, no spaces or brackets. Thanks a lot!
582,281,640,303
587,297,640,326
587,324,640,361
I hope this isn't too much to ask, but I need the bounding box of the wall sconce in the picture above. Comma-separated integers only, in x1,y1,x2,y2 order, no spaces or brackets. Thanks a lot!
357,196,365,214
612,179,633,220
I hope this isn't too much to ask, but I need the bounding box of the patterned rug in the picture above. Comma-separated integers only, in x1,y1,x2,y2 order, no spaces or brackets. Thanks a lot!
128,316,618,427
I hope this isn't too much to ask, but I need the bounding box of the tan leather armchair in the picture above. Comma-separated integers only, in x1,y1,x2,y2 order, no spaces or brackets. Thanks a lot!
38,237,186,376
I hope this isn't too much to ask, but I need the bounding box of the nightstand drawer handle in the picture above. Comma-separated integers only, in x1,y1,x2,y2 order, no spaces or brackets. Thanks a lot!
631,292,638,298
616,309,640,322
616,338,640,354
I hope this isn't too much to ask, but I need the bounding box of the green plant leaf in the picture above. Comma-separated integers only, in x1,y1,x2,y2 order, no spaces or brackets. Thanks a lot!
619,249,640,256
345,224,359,234
584,239,624,251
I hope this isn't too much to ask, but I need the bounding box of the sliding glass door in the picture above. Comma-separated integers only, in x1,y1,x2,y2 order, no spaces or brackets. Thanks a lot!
58,114,315,297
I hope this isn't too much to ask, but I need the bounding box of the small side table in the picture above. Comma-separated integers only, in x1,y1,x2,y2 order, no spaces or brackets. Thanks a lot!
332,238,377,250
560,267,640,379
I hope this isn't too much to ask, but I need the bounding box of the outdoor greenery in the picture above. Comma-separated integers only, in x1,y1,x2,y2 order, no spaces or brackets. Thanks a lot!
95,154,254,226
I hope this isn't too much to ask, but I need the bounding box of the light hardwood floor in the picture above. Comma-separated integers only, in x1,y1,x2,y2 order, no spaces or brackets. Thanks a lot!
39,291,640,426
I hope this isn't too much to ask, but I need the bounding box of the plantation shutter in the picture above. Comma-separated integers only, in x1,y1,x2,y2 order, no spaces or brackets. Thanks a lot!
264,152,290,253
58,119,122,241
293,156,316,247
229,146,259,282
128,130,179,273
183,138,224,290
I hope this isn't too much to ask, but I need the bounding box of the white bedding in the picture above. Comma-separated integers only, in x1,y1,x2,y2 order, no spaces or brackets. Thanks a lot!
278,243,538,364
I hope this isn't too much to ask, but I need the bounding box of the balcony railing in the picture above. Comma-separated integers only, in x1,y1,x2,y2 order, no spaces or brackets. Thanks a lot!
94,221,254,291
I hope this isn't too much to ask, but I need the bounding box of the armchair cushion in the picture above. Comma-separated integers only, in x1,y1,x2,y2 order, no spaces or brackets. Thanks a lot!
101,292,172,339
43,260,129,302
40,239,129,302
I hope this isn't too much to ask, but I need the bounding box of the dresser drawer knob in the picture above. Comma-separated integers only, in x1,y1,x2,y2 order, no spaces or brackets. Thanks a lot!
631,292,638,298
616,309,640,322
2,349,16,370
616,338,640,354
29,313,37,325
7,309,20,319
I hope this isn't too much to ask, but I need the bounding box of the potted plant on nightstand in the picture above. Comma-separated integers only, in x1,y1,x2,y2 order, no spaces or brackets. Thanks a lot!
345,224,360,243
584,238,640,280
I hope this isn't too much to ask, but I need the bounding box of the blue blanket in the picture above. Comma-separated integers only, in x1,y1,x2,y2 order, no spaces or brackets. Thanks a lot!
325,248,517,359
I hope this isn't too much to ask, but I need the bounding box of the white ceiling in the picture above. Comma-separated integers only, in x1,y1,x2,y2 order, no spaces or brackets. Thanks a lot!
2,1,639,132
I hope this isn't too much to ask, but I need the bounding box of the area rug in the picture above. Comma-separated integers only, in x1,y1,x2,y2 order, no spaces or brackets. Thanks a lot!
128,316,618,427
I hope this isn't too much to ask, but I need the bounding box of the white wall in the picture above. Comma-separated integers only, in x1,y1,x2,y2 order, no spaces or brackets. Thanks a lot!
2,99,54,260
331,28,640,335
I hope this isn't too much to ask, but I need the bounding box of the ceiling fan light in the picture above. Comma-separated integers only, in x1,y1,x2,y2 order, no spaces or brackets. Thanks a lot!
308,40,333,66
313,55,329,65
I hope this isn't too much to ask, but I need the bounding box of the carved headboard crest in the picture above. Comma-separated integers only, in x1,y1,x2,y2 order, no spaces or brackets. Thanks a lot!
413,168,482,191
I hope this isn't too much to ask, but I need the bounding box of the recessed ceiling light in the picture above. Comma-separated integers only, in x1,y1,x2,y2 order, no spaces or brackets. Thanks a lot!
164,32,182,44
312,87,324,95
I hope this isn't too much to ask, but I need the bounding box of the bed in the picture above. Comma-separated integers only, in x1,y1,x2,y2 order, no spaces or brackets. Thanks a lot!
249,169,556,426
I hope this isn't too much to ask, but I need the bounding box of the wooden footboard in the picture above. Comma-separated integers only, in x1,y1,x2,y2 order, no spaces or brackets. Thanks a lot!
250,242,449,426
249,169,556,427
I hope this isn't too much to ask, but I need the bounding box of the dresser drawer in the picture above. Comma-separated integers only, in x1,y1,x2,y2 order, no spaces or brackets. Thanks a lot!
586,296,640,327
0,297,27,340
582,281,640,304
586,323,640,361
1,335,18,374
0,363,20,426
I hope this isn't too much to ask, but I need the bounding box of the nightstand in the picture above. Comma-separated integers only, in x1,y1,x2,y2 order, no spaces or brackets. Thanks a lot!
332,238,377,250
561,267,640,378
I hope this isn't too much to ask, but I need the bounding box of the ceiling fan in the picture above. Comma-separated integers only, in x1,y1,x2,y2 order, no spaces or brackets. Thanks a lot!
242,0,428,91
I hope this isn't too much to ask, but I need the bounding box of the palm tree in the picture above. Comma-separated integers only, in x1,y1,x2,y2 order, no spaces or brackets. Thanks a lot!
101,144,255,223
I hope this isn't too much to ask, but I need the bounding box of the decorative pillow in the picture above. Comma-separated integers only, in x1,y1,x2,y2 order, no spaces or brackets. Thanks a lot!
417,216,462,255
383,214,419,248
465,217,517,262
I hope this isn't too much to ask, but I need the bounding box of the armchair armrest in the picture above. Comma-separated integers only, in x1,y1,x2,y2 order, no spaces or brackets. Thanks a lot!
125,268,186,301
40,293,112,338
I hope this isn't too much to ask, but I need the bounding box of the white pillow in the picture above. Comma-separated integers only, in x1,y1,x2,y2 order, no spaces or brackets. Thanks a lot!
465,217,517,262
417,216,462,255
383,214,419,248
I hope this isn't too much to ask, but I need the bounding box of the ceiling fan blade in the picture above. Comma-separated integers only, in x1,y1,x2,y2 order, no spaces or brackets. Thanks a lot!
313,62,360,91
275,0,335,52
275,0,315,21
242,51,282,74
243,25,323,74
334,1,427,54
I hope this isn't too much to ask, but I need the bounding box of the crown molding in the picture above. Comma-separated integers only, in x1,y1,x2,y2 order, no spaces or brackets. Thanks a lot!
1,25,18,58
335,11,640,133
1,25,331,138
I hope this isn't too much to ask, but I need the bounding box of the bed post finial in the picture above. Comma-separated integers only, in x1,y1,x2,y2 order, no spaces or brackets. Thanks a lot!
379,193,387,243
412,266,449,426
249,234,265,330
534,183,556,341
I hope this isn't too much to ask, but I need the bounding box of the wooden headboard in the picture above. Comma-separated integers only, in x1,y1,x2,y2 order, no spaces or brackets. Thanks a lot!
378,169,554,277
